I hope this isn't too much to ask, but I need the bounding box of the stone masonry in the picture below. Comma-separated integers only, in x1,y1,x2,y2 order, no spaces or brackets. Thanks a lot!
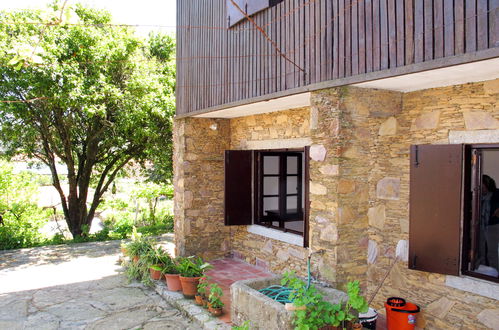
173,78,499,329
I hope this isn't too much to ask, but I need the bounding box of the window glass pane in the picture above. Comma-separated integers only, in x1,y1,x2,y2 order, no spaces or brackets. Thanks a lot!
263,197,278,213
264,177,279,195
263,156,279,175
286,176,298,194
287,156,298,174
286,196,298,211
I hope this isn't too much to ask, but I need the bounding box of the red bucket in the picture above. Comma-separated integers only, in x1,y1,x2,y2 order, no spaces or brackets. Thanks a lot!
385,297,420,330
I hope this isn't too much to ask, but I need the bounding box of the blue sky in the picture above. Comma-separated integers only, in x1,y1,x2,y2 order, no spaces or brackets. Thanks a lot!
0,0,176,36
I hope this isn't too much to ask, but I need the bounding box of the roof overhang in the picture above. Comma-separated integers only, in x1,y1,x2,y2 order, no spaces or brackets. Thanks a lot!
352,57,499,92
194,92,311,119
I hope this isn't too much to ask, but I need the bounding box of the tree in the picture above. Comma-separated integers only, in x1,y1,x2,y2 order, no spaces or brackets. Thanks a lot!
0,3,175,237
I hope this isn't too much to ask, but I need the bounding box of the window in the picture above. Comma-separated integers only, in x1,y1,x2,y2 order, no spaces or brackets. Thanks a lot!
255,151,304,235
226,0,285,27
409,144,499,283
224,148,309,246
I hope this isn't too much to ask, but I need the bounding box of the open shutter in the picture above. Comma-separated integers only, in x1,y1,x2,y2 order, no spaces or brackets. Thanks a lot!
303,146,310,248
225,150,253,225
409,144,463,275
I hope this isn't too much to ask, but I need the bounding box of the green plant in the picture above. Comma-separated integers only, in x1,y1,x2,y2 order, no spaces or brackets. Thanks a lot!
177,256,213,277
336,281,369,328
197,275,211,297
123,257,154,287
282,272,369,330
282,272,337,330
161,257,179,275
124,228,155,258
232,320,251,330
144,246,171,266
208,283,224,309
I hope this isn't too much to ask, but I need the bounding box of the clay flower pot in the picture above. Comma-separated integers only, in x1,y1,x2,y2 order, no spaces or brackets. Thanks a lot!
165,274,182,291
132,256,140,264
194,294,204,306
149,267,162,280
179,276,201,299
207,303,223,316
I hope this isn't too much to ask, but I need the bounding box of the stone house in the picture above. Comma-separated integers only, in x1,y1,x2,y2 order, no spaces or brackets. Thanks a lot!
173,0,499,328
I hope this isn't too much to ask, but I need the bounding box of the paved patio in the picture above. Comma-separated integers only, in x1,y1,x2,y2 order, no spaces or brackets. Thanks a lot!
0,236,195,330
206,258,274,324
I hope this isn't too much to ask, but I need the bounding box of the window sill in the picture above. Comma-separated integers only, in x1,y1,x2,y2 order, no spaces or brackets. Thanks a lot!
445,275,499,300
247,225,303,246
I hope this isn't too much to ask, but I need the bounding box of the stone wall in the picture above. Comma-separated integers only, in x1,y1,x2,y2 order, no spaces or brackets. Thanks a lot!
364,79,499,329
174,79,499,329
229,108,312,274
173,117,232,260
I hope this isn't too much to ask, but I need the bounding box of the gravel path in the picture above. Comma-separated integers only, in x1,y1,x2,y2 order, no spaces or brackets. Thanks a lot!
0,236,196,330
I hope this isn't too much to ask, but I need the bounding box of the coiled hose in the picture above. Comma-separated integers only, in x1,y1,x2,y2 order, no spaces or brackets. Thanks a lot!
258,253,313,304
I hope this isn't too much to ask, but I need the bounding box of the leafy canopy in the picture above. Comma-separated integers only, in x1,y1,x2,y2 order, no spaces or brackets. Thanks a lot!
0,3,175,236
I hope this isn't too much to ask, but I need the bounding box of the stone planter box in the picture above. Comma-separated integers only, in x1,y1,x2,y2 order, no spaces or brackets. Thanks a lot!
231,276,348,330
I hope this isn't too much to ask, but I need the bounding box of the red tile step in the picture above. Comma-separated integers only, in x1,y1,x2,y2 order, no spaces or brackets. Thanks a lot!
205,257,273,325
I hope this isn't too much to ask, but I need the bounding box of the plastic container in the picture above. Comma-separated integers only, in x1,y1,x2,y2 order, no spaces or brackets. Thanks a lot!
359,307,378,329
385,297,420,330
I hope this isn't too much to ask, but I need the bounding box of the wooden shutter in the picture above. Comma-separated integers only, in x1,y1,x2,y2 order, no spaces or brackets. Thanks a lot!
225,150,253,225
303,146,310,248
409,144,463,275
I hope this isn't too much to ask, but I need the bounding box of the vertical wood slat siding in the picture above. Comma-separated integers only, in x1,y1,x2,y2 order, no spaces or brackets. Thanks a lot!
491,0,499,48
387,0,396,68
365,0,373,72
405,0,414,65
358,0,366,74
373,0,381,71
176,0,498,115
434,0,444,59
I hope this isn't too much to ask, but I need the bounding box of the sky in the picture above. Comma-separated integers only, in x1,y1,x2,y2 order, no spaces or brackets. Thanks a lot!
0,0,176,36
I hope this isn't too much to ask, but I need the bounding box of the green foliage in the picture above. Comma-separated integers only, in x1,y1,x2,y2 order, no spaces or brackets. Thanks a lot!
197,275,211,297
143,245,171,266
0,161,51,250
0,3,176,237
281,273,368,330
208,283,224,309
177,256,213,277
123,227,155,257
161,256,179,275
232,321,251,330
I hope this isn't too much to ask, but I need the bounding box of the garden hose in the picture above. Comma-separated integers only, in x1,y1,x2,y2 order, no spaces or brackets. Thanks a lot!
258,252,314,303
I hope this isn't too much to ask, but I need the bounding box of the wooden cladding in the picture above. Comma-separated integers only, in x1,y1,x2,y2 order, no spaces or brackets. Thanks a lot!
177,0,499,115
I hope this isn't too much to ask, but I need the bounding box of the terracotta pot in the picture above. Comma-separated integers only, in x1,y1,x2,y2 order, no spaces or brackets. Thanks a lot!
194,294,204,306
179,276,201,299
165,274,182,291
208,303,223,316
149,267,162,280
132,256,140,264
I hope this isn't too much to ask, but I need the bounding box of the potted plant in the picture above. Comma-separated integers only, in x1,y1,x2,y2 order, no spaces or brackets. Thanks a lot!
207,282,224,316
124,228,155,263
177,256,213,299
145,246,170,280
196,275,211,306
162,257,182,291
330,281,368,330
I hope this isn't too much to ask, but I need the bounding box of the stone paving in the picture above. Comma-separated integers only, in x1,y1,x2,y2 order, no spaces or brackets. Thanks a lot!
0,236,196,330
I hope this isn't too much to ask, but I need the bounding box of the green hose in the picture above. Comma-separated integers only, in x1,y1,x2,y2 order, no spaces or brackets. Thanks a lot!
258,254,313,304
